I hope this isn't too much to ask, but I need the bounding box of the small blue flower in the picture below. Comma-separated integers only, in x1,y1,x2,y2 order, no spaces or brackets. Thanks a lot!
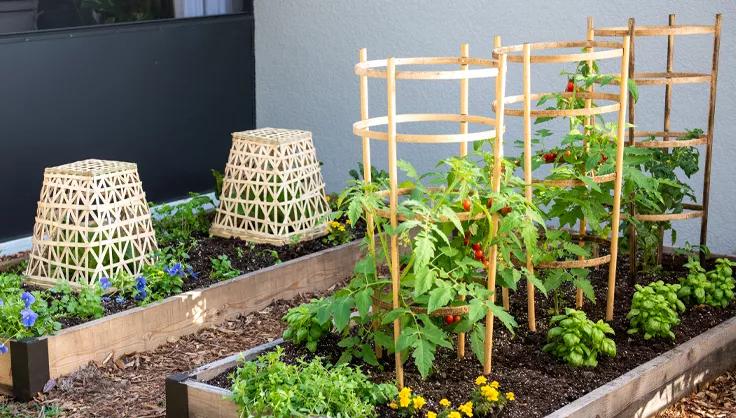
101,296,110,303
185,266,198,279
20,308,38,328
135,289,147,301
99,277,112,290
21,292,35,308
165,263,184,277
135,276,147,291
0,299,4,307
0,343,7,354
115,296,125,304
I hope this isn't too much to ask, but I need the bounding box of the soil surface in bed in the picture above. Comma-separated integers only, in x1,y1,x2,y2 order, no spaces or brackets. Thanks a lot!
207,254,736,418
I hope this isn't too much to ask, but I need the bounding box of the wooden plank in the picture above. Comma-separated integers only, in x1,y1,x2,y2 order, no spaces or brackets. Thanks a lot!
186,380,238,418
0,345,11,391
546,315,736,418
43,240,361,379
191,339,282,382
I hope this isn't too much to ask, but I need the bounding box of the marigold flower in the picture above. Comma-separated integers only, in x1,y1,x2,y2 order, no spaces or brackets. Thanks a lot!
490,380,500,388
481,385,499,402
389,401,398,409
448,412,462,418
413,396,426,409
458,401,473,417
427,412,437,418
439,398,451,407
475,376,487,386
506,392,515,401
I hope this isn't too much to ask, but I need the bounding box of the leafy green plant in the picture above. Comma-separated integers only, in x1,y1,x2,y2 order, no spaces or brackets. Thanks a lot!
212,169,224,198
48,282,104,320
282,297,333,352
679,258,735,308
542,308,616,367
151,193,213,249
349,162,389,184
210,255,240,281
324,219,352,246
0,279,60,354
627,281,685,340
230,347,396,418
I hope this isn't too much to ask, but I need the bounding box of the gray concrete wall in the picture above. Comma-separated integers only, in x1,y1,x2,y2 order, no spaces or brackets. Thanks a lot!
254,0,736,255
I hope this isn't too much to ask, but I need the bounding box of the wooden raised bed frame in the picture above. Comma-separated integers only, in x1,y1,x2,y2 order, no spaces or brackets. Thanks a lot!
0,240,362,401
166,315,736,418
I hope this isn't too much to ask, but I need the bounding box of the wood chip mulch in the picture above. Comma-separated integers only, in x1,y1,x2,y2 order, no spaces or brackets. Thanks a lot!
0,283,342,418
658,368,736,418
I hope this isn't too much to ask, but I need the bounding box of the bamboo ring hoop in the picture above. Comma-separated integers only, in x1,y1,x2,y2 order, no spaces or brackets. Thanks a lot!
533,172,616,188
628,131,709,148
372,295,470,316
594,25,716,37
372,187,487,222
354,56,498,80
493,91,620,118
492,40,623,64
352,114,501,144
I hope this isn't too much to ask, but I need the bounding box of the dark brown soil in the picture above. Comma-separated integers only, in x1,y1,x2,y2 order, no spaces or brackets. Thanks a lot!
206,254,736,418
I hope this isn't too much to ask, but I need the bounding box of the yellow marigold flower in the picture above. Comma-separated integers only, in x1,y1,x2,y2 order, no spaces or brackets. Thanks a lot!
475,376,487,386
448,412,462,418
427,412,437,418
458,401,473,417
490,380,500,388
506,392,515,401
389,402,398,409
400,397,411,408
481,385,499,402
439,398,451,408
413,396,426,409
399,387,412,397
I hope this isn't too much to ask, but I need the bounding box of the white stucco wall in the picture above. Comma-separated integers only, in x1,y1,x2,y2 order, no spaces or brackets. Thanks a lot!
254,0,736,255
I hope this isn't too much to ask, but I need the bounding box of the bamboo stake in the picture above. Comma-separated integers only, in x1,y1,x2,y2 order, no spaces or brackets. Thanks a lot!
521,43,536,331
360,48,383,361
495,35,511,312
577,17,594,308
458,43,470,359
700,13,721,264
386,57,403,388
484,51,506,375
606,35,630,321
623,18,639,277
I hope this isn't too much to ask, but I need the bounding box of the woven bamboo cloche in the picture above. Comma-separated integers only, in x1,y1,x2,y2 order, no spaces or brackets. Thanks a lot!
25,159,158,288
210,128,331,245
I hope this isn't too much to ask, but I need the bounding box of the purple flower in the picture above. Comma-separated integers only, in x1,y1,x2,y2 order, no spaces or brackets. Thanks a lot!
21,308,38,328
135,289,147,301
99,277,112,290
101,296,110,303
186,266,198,279
115,296,125,304
165,263,184,277
0,343,7,354
135,277,147,292
21,292,35,308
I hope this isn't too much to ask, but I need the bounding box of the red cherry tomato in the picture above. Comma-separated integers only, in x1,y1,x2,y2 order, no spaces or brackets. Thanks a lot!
472,243,481,251
454,315,461,323
475,249,484,259
500,206,512,216
445,315,455,325
462,199,471,211
566,80,575,92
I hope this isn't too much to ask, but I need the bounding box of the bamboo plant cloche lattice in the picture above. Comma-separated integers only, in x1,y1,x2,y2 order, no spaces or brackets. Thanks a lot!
25,159,158,289
210,128,331,246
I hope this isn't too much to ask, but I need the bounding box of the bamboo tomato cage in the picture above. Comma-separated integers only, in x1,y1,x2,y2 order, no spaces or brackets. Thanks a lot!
353,43,508,386
593,14,722,270
25,159,158,288
210,128,331,246
492,34,631,323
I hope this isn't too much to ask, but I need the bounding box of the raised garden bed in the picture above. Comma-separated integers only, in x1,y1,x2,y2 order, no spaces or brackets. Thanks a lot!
0,239,362,400
165,254,736,418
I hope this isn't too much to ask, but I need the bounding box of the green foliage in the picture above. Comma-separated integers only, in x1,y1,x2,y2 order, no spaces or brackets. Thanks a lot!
151,193,213,249
0,274,61,346
542,308,616,367
48,282,104,320
679,258,735,308
324,219,352,246
627,281,685,340
349,162,389,184
212,169,224,198
230,348,396,418
210,255,241,281
282,298,333,352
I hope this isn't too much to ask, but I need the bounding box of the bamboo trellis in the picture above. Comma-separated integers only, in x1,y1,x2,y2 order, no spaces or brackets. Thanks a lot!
353,43,507,387
593,14,722,270
492,33,630,323
210,128,331,246
25,159,158,289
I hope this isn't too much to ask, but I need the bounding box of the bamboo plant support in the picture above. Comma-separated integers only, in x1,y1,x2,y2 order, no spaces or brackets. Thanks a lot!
493,37,630,322
353,46,507,386
25,159,158,288
210,128,331,246
593,14,722,270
